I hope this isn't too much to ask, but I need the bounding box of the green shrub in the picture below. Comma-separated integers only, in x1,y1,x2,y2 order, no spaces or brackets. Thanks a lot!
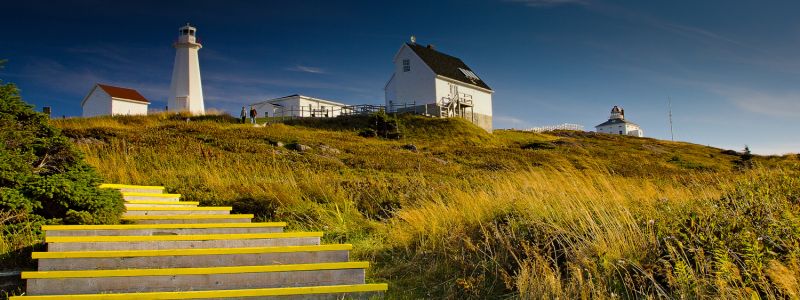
0,80,123,225
358,128,377,138
521,141,555,150
0,77,125,290
370,111,402,139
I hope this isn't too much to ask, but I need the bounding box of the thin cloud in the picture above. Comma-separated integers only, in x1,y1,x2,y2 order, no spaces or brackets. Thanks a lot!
202,72,367,93
6,57,169,107
708,86,800,118
286,65,326,74
66,46,136,65
494,115,530,128
606,63,800,119
507,0,589,7
590,3,766,54
656,23,747,48
202,49,240,64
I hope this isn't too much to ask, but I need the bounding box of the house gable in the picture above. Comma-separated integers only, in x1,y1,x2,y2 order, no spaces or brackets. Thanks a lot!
385,45,437,106
81,86,112,117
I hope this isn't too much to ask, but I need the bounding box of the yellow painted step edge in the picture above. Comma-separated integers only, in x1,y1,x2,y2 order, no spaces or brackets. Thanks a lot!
126,206,232,211
99,184,165,190
21,261,369,279
45,232,323,243
122,214,254,220
9,283,388,299
32,244,353,259
121,192,180,197
125,201,199,205
41,222,286,231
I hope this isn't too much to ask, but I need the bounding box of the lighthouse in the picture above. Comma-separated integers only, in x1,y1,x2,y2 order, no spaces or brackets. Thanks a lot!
168,23,205,114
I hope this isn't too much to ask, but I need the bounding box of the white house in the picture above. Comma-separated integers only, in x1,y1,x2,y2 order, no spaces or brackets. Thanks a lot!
595,106,644,137
168,23,205,115
384,39,494,131
251,94,350,118
81,84,150,117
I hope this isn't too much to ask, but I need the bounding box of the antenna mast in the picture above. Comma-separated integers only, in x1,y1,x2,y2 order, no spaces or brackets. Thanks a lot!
668,96,674,141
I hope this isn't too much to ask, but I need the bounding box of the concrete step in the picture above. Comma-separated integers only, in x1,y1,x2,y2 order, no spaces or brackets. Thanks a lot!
23,262,369,295
99,183,165,194
123,206,232,216
124,200,198,207
42,222,285,236
122,192,181,202
13,283,387,299
46,232,323,251
123,214,253,224
34,244,352,270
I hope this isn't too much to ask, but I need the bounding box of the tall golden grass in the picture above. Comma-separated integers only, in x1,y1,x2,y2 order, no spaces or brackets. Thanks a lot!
43,115,800,299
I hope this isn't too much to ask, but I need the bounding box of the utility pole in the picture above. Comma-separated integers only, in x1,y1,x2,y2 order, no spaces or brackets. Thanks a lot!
668,96,674,141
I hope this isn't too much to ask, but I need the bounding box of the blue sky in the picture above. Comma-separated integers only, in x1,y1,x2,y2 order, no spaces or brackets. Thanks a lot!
1,0,798,154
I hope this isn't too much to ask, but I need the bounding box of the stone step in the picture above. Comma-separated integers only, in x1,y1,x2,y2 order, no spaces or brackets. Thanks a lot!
123,206,232,216
23,262,369,295
12,283,387,299
46,232,323,251
34,244,352,270
121,192,181,202
41,222,285,236
124,200,199,207
122,214,253,224
99,183,165,194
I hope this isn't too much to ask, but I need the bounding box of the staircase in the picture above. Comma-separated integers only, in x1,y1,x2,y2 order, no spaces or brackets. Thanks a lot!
12,183,387,299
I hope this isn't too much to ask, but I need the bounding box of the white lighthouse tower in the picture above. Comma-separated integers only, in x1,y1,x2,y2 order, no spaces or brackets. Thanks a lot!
168,23,205,114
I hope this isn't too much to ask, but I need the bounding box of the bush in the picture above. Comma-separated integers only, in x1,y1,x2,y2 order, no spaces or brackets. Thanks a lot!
358,128,377,138
0,79,124,225
369,111,402,139
521,141,555,150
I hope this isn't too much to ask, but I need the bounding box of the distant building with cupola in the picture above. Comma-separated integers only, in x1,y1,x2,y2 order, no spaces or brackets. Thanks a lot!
595,106,643,137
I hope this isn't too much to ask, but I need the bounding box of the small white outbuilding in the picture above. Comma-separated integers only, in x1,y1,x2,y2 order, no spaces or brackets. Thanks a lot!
81,84,150,117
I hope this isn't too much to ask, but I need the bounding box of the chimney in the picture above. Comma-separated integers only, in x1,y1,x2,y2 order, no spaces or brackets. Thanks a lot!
42,106,51,118
427,44,435,50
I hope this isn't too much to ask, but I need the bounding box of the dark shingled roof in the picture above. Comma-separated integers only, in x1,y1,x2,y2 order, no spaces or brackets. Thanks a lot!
406,43,492,91
97,84,150,103
595,118,639,128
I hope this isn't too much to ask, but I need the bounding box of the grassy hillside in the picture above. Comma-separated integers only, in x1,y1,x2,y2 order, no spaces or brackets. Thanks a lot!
50,113,799,299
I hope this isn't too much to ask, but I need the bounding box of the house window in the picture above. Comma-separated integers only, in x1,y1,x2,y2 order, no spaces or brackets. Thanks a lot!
402,59,410,72
619,130,623,134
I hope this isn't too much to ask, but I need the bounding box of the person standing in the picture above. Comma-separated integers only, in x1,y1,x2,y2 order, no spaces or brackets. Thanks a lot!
240,106,247,124
249,106,257,124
